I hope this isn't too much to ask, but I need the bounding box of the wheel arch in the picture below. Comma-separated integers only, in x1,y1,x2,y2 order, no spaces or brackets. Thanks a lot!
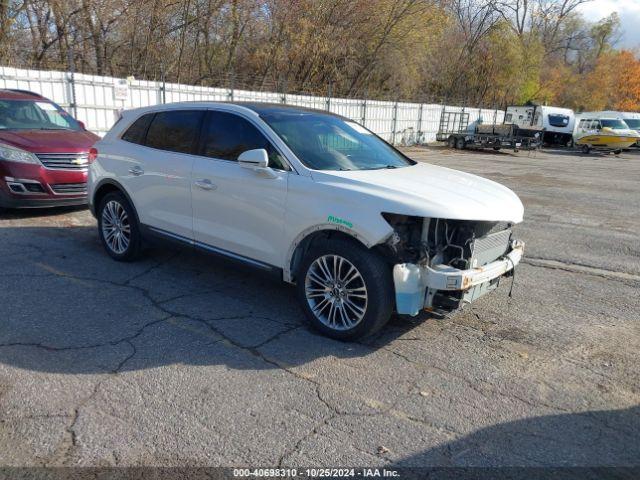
285,225,378,284
92,179,140,225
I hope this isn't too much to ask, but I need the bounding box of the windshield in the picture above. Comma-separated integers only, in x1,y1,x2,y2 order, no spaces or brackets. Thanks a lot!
0,99,82,131
600,119,628,130
623,118,640,129
261,112,414,171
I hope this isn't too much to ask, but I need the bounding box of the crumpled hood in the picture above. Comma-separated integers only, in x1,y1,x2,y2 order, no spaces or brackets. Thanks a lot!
0,129,99,153
311,162,524,223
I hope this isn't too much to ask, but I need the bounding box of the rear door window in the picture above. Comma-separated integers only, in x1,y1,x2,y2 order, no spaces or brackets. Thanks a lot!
144,110,204,154
199,111,286,170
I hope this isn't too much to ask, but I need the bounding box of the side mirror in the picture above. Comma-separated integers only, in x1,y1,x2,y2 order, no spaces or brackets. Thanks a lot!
77,120,86,130
238,148,269,170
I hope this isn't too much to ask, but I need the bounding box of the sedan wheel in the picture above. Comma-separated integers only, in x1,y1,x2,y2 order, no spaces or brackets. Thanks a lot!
304,254,368,331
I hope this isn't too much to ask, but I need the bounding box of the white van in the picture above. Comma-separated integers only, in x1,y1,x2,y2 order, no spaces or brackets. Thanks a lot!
505,104,575,146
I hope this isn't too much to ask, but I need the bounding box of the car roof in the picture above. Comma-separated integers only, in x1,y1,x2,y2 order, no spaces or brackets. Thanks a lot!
0,89,47,101
123,101,341,119
233,102,340,117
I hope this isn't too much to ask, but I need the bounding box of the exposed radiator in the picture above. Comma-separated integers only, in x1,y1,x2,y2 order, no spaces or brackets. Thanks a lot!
470,229,512,267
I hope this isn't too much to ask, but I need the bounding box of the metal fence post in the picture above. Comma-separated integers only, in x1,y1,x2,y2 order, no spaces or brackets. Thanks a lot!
417,103,424,144
160,69,166,104
66,48,77,117
280,77,287,104
325,82,332,112
361,92,367,126
391,100,398,145
228,73,235,102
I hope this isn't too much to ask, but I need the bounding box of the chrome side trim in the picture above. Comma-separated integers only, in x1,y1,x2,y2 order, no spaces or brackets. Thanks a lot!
146,226,274,271
148,226,192,244
193,240,270,269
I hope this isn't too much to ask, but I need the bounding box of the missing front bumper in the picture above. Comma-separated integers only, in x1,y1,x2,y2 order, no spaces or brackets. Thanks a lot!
393,240,525,316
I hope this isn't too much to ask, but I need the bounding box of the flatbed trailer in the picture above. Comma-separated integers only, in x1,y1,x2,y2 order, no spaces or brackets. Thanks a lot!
436,111,542,152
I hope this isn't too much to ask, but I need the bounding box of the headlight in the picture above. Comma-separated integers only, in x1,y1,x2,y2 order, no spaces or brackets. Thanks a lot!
0,143,40,164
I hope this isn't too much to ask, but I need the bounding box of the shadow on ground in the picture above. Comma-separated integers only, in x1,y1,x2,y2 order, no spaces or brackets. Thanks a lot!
392,406,640,476
0,223,427,376
0,204,87,220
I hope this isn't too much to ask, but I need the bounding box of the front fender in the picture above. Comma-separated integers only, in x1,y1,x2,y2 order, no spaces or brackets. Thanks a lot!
282,175,395,281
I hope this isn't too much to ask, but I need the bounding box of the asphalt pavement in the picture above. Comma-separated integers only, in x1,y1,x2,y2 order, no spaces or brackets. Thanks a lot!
0,146,638,468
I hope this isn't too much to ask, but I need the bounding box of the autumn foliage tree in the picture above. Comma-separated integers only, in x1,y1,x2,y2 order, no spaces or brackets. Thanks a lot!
0,0,638,110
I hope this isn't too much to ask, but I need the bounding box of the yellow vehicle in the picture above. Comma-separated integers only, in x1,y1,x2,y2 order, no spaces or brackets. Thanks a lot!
573,116,640,154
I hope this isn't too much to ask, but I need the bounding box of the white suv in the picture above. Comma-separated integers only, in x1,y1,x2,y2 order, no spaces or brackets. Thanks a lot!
89,102,524,340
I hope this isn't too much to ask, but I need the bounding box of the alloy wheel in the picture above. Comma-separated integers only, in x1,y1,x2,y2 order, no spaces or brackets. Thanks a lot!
304,254,368,331
101,200,131,254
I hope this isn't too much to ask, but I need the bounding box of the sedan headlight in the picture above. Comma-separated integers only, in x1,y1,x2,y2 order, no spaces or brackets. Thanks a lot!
0,143,40,164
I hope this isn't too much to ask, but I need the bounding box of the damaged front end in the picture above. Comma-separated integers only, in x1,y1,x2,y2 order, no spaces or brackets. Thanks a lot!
379,213,524,316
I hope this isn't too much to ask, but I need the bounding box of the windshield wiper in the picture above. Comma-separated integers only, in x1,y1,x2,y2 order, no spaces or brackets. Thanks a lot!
367,165,398,170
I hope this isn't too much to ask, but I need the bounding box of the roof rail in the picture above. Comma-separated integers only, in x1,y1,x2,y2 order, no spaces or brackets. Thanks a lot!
3,88,44,98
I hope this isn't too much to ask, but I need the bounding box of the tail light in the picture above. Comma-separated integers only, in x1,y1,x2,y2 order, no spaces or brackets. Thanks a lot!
88,147,98,164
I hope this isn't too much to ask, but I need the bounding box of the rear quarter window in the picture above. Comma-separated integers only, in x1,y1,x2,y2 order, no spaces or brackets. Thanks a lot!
121,113,154,145
144,110,204,154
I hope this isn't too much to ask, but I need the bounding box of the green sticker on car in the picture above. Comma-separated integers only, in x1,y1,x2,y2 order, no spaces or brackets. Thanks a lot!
327,215,353,228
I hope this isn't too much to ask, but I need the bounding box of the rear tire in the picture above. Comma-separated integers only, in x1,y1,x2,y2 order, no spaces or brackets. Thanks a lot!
97,191,143,262
455,137,466,150
295,239,394,341
447,136,456,148
613,149,622,155
581,144,591,154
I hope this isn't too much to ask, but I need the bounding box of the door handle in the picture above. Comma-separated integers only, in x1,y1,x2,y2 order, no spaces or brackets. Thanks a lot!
194,178,216,190
129,166,144,176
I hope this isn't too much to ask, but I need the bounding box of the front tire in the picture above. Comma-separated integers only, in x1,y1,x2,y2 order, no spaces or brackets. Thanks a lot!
97,191,143,262
296,239,394,341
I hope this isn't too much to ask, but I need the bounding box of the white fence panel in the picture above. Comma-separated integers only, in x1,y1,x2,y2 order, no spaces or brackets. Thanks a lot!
0,65,503,144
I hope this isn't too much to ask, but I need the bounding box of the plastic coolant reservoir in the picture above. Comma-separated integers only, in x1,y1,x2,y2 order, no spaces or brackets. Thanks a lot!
393,263,424,316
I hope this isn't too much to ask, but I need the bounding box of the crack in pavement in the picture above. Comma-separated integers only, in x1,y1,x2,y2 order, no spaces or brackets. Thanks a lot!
276,413,338,467
523,257,640,283
2,258,336,464
123,252,181,287
376,344,573,415
4,255,466,465
10,241,630,465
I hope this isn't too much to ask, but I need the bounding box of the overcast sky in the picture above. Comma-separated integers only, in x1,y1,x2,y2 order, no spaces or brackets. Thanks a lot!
578,0,640,49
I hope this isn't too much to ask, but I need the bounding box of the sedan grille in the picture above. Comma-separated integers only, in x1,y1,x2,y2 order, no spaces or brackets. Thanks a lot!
470,229,512,267
50,182,87,194
36,152,89,170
